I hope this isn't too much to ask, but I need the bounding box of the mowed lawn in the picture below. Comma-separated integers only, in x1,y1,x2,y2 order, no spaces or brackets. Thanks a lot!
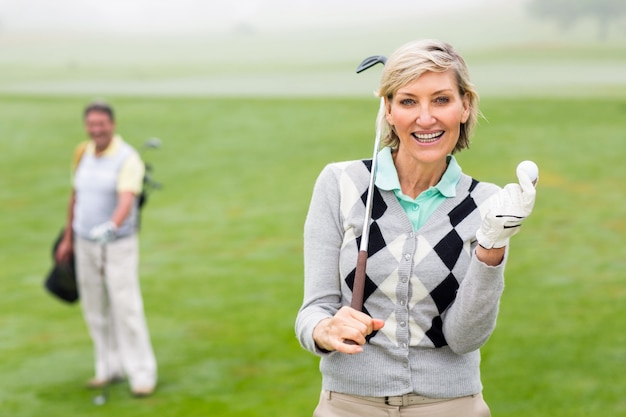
1,94,625,416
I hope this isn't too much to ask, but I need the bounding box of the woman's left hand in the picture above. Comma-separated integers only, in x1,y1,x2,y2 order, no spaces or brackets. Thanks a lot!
476,163,537,249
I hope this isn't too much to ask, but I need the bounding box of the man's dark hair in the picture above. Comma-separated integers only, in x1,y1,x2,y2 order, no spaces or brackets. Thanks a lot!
84,100,115,122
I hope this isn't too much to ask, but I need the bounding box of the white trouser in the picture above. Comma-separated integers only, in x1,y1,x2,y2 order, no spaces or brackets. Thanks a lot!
75,234,157,390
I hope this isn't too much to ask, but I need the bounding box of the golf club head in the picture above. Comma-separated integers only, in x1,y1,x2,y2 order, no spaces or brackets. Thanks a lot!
356,55,387,73
143,137,162,150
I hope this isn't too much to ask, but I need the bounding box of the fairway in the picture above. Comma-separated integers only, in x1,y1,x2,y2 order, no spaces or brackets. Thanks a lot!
2,93,625,416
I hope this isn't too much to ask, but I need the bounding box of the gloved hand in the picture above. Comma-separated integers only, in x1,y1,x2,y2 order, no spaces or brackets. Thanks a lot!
89,221,117,245
476,164,537,249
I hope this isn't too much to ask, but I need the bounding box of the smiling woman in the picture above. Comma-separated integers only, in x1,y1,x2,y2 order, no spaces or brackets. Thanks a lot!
295,39,538,417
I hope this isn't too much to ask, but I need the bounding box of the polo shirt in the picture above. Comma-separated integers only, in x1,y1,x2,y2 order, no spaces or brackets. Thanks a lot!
73,135,144,194
375,146,461,230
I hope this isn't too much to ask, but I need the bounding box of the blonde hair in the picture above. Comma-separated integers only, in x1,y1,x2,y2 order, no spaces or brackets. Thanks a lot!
377,39,479,153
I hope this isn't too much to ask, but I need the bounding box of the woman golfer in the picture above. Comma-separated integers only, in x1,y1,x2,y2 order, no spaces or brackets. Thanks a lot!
295,39,537,417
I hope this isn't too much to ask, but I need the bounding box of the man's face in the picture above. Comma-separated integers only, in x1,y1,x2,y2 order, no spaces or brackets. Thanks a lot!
85,110,115,152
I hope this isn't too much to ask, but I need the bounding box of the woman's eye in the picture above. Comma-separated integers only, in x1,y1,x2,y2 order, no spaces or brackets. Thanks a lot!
434,96,450,104
399,98,415,106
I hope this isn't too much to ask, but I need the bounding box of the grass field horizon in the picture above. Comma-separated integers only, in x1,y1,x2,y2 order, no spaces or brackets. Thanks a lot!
2,7,626,415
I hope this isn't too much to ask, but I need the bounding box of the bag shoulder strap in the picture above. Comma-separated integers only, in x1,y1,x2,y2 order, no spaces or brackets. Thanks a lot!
72,141,89,171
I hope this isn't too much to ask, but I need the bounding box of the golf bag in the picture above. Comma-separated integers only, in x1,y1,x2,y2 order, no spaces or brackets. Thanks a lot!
45,230,79,303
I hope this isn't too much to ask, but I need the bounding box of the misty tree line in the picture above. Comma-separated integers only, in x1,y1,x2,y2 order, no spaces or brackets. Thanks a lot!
0,1,625,40
528,0,626,40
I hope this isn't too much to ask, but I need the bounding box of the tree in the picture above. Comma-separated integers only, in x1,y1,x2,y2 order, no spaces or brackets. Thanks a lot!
527,0,626,40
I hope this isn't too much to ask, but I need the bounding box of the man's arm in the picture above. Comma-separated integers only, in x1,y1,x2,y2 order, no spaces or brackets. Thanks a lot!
111,191,136,227
55,190,75,264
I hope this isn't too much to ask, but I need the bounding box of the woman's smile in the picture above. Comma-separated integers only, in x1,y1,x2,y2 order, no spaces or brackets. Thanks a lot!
412,130,445,143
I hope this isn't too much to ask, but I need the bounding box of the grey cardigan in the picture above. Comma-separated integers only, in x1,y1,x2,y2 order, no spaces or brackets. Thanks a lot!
296,159,506,399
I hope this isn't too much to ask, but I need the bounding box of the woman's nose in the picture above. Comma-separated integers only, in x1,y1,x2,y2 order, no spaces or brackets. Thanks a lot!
415,105,436,126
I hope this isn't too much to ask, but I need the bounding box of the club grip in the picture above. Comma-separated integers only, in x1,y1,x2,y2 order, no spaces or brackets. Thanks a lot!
351,250,368,311
343,251,369,346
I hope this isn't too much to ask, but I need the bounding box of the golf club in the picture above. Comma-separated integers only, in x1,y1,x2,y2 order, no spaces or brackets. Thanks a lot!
351,55,387,313
142,137,162,150
137,137,163,214
141,138,162,191
93,245,109,406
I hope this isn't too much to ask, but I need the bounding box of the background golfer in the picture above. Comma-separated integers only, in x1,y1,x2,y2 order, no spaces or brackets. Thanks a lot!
296,39,537,416
55,100,157,398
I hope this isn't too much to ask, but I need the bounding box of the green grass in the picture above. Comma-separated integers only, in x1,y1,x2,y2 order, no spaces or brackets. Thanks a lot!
1,92,625,417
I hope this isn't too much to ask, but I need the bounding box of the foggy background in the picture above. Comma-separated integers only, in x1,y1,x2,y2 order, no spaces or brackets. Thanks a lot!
0,0,514,35
0,0,625,96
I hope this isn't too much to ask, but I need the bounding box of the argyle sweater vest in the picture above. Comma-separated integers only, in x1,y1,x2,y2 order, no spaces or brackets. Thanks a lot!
297,159,507,398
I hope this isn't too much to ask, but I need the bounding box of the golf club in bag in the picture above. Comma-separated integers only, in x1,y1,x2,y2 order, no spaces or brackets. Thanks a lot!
351,55,387,313
137,137,163,213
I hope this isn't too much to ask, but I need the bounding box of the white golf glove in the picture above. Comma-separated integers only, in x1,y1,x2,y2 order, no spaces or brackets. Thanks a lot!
476,165,537,249
89,221,117,245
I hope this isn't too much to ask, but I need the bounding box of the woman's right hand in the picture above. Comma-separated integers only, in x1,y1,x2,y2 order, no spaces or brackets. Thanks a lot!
313,306,385,354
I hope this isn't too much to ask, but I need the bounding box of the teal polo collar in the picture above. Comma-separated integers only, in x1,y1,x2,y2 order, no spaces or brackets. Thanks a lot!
375,147,460,198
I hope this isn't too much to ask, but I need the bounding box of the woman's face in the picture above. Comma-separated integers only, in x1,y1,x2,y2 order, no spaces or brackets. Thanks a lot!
386,69,470,166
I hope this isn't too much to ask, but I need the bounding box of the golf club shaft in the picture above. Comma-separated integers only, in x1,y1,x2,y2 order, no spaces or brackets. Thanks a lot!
350,97,385,312
95,244,109,404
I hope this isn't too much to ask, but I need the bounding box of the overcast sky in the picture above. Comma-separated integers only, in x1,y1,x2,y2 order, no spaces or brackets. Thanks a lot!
0,0,501,35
